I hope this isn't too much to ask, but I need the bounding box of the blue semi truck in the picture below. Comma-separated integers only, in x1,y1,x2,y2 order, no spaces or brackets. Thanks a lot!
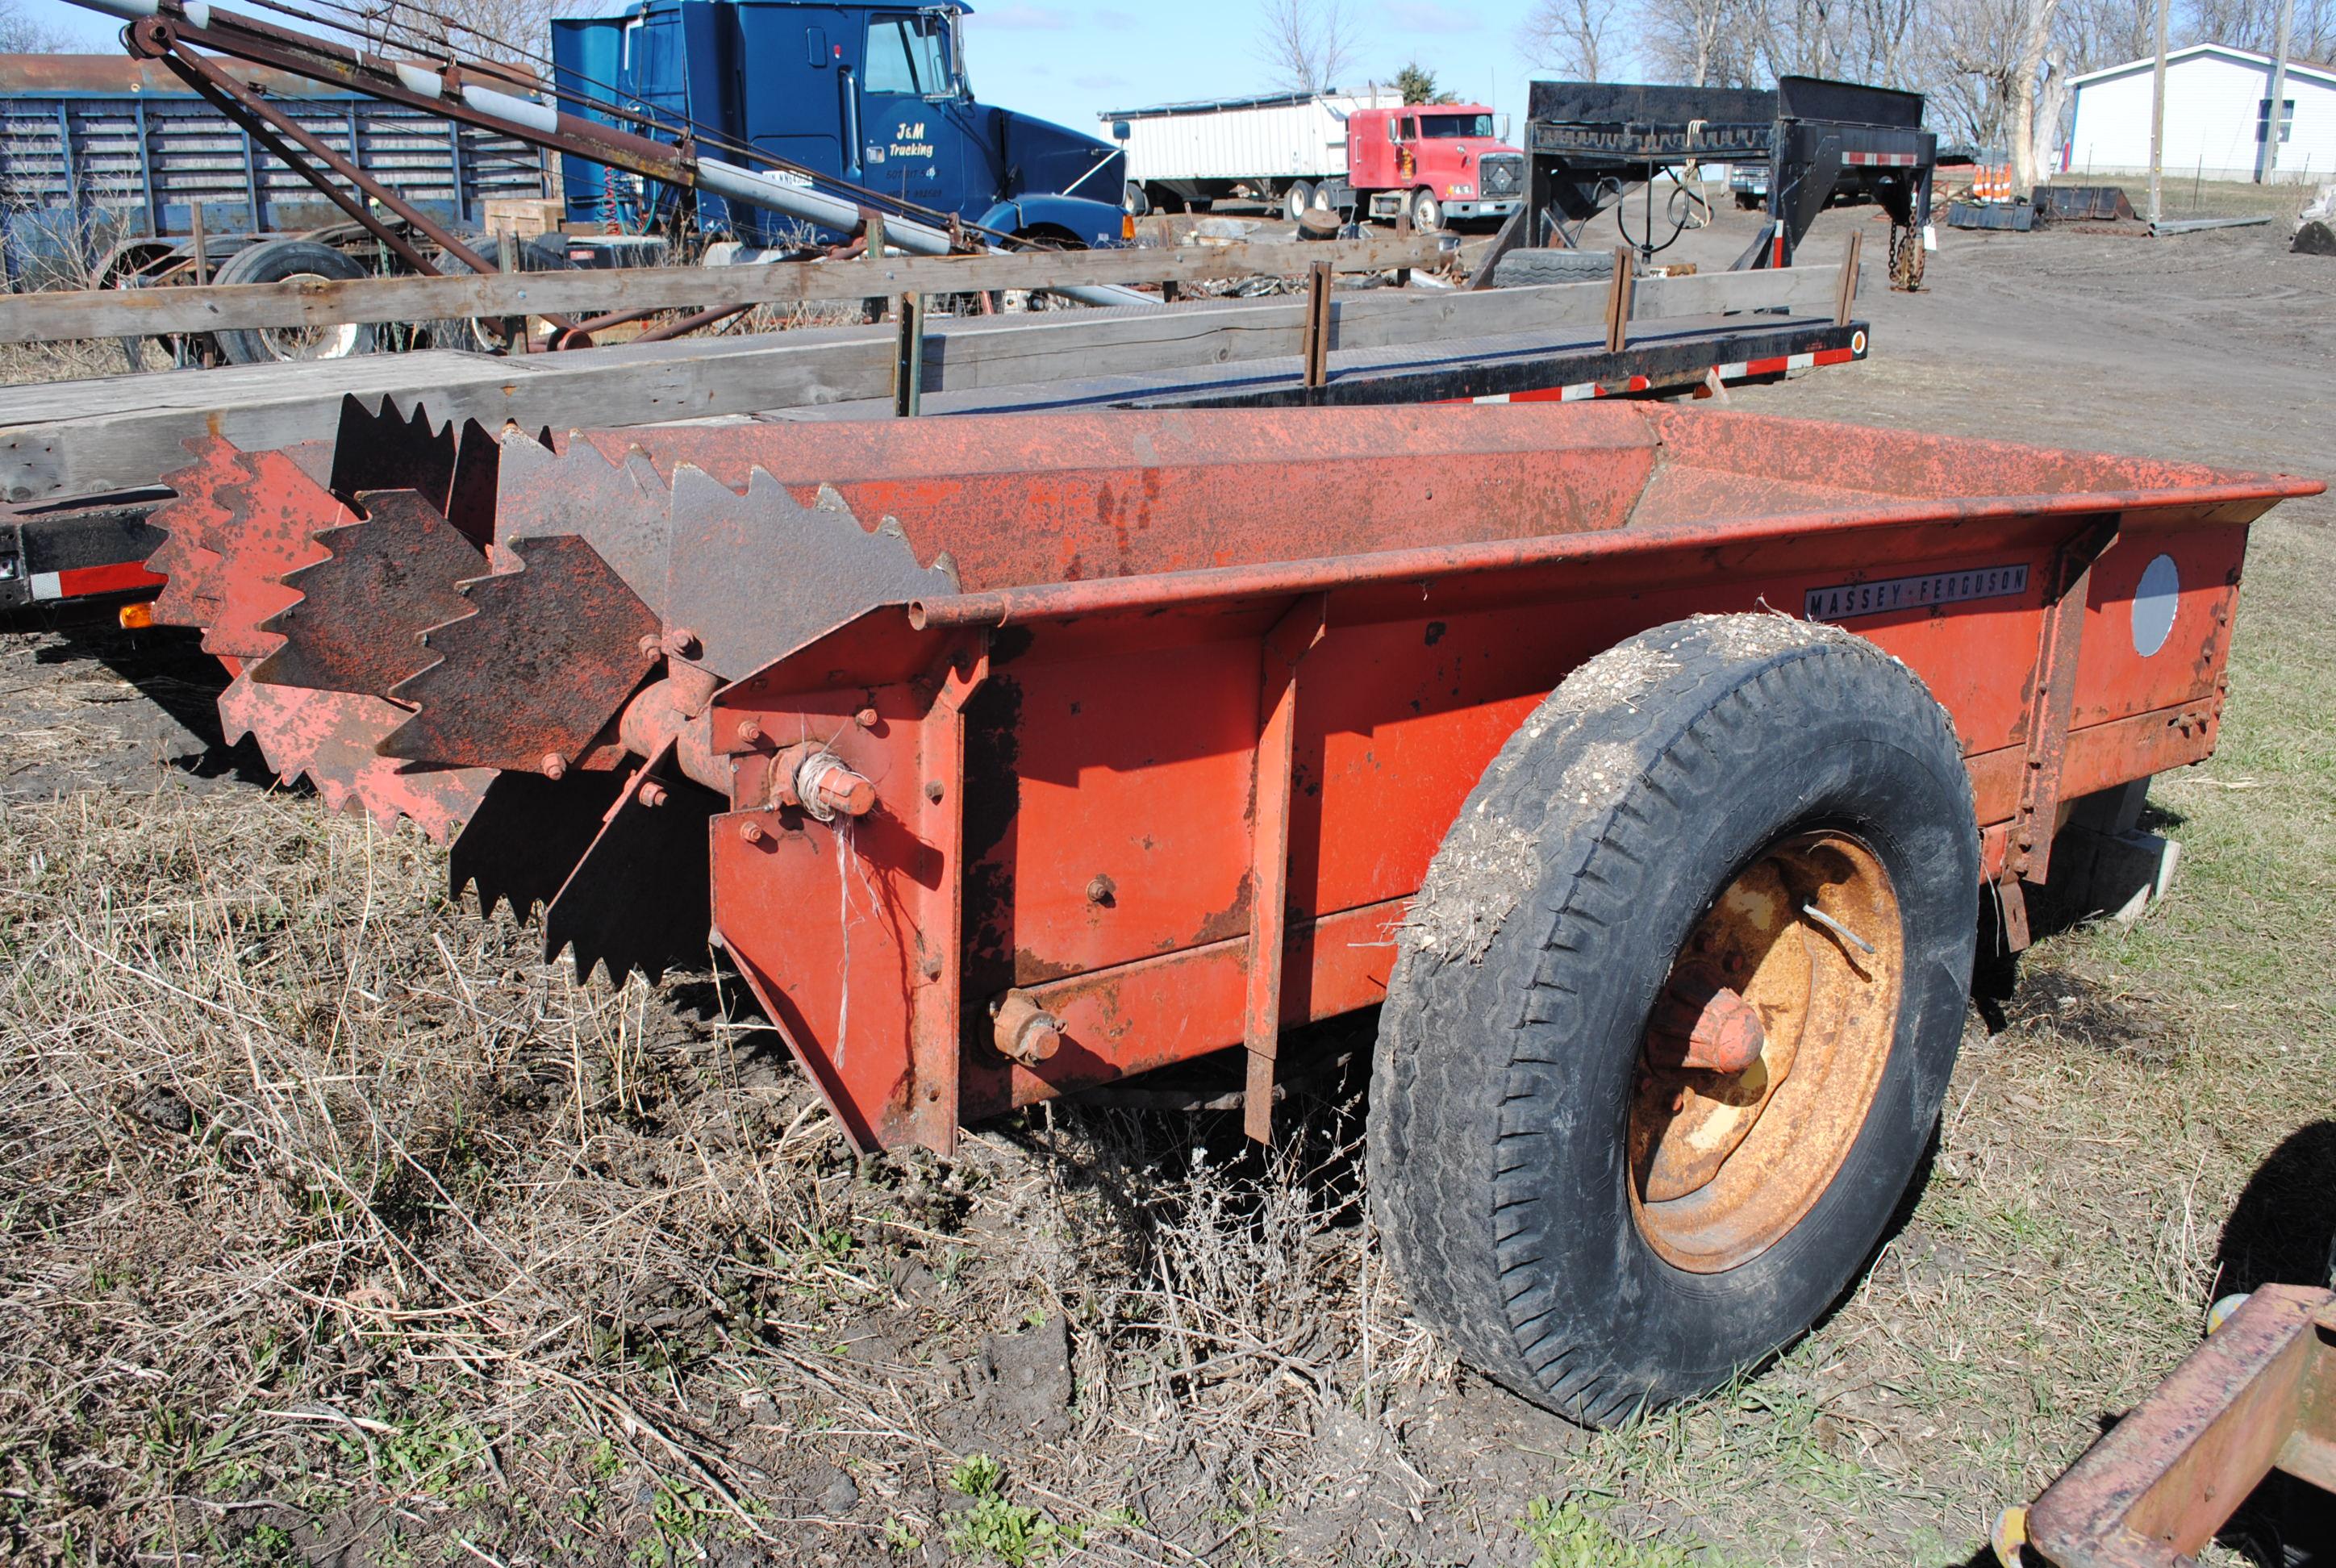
550,0,1129,249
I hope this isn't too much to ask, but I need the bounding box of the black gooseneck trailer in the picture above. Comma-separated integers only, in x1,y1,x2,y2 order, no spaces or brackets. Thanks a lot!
1504,75,1938,290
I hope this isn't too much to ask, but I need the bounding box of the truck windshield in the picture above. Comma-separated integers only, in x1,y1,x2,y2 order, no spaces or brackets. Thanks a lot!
1419,113,1495,139
865,13,955,96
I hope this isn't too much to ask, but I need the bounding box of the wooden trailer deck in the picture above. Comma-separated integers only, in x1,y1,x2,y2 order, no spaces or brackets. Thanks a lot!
0,262,1863,500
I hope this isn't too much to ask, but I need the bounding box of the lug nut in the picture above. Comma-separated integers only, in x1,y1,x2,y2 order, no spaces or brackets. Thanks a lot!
636,632,661,656
855,707,879,728
737,819,767,845
661,627,701,660
637,782,669,809
1086,874,1116,905
736,717,763,746
540,752,566,780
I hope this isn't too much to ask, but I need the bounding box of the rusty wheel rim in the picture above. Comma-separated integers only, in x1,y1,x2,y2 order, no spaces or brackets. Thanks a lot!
1628,830,1905,1274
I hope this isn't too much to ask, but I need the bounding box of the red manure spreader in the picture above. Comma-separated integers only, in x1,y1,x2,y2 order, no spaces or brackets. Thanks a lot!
140,395,2317,1420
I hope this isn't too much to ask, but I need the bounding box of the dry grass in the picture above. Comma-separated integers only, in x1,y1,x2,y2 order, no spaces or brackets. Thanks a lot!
0,726,1446,1564
0,338,161,387
18,548,2327,1564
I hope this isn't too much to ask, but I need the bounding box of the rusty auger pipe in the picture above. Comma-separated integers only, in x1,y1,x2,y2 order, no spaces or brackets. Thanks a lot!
62,0,1153,308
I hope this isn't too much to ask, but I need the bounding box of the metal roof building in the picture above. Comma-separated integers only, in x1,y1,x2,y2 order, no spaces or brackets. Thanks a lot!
2066,44,2336,184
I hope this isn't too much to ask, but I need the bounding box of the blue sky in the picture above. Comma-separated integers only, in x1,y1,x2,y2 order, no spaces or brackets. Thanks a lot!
20,0,1546,143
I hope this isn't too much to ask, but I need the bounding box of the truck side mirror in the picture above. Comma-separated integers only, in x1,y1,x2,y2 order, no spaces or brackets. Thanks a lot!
1112,119,1130,141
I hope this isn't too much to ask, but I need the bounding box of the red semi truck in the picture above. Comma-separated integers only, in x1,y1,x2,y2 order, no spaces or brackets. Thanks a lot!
1106,92,1525,229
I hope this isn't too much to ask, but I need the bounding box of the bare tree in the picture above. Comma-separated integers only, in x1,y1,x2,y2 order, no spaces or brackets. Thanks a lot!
2053,0,2158,73
1255,0,1359,94
1922,0,2022,145
352,0,588,70
1641,0,1754,85
0,0,75,52
1844,0,1929,84
2184,0,2335,61
1742,0,1854,79
1518,0,1626,81
2004,0,2064,192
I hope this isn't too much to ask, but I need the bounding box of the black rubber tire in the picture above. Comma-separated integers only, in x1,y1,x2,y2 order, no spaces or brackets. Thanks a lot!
1124,181,1150,217
1368,614,1979,1424
212,239,377,365
1491,246,1634,288
1283,181,1316,223
1411,188,1441,231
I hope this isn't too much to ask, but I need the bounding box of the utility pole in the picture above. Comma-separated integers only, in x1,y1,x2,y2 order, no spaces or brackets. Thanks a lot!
2147,0,2170,227
2260,0,2296,183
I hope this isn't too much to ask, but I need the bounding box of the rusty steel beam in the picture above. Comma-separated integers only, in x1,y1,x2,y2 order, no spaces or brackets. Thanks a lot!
2015,1286,2336,1566
1242,594,1325,1144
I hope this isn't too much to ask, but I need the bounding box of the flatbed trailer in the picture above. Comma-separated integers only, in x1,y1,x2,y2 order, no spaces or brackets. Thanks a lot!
117,394,2318,1430
0,487,167,611
3,269,1867,610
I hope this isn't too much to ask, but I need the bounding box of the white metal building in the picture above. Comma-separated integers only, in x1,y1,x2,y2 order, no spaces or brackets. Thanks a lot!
2066,44,2336,184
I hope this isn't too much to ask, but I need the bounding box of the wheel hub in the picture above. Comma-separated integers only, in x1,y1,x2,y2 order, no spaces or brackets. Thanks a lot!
1629,831,1904,1272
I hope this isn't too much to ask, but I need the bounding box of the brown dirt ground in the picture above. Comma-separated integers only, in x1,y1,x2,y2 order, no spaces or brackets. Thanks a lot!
2,185,2332,1567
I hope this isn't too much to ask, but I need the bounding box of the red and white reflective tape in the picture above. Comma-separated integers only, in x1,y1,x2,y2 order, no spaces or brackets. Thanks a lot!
1468,335,1863,407
1842,151,1920,167
1709,341,1863,380
28,561,165,603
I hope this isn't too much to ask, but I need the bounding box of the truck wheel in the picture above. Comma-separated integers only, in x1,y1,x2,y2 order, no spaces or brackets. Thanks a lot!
1491,247,1629,287
1411,188,1442,231
212,239,377,365
1123,181,1149,217
1283,181,1316,223
1369,614,1979,1424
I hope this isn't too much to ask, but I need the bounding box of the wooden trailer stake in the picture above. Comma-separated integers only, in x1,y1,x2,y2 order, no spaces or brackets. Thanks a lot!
892,291,926,417
1302,261,1332,390
1605,247,1635,353
1834,230,1863,327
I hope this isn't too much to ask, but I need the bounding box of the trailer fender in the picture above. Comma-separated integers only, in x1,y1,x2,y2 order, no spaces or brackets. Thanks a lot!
974,195,1127,250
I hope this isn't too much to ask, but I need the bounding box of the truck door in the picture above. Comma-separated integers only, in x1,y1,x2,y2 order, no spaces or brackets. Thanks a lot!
857,9,970,211
617,11,692,141
733,3,846,183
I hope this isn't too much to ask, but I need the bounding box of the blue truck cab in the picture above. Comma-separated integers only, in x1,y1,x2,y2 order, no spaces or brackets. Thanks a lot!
551,0,1128,248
